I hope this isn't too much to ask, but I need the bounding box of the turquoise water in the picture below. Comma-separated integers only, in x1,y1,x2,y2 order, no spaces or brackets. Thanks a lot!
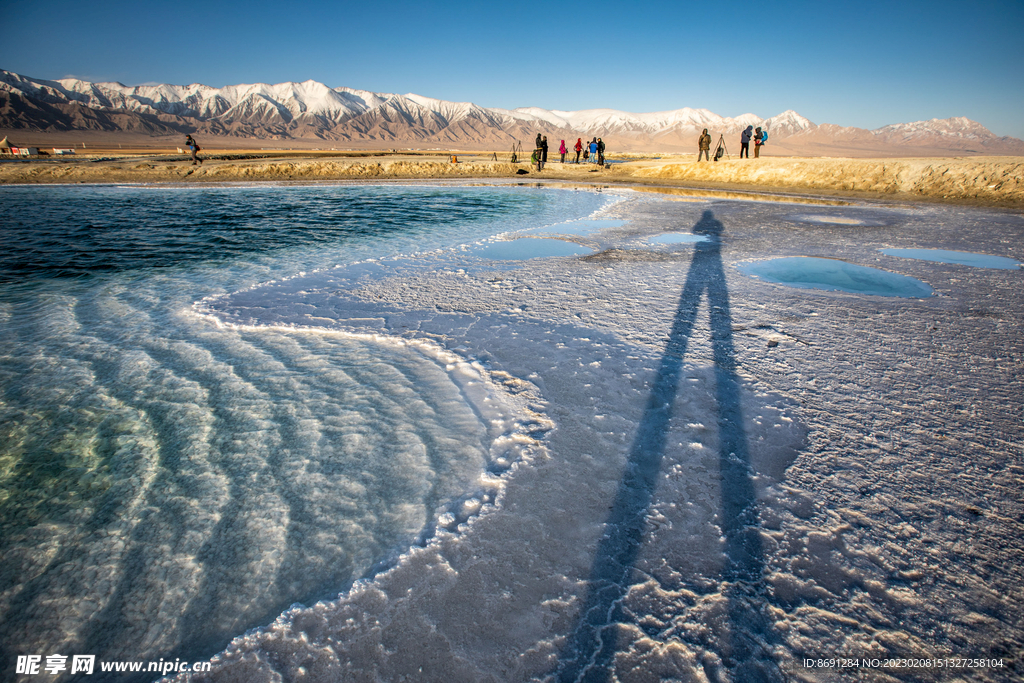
737,257,935,298
0,183,610,676
530,219,627,236
472,238,595,260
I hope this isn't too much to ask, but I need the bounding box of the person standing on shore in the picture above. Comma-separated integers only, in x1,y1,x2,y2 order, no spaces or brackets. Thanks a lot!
559,139,567,163
740,125,753,159
184,134,202,165
597,138,605,165
574,138,583,163
589,138,598,163
754,126,764,158
698,128,712,161
541,136,549,170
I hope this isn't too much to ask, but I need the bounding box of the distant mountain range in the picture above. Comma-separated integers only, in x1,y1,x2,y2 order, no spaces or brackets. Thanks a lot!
3,69,1022,156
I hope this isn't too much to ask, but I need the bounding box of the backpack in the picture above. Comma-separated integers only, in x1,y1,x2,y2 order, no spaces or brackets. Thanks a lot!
761,130,767,144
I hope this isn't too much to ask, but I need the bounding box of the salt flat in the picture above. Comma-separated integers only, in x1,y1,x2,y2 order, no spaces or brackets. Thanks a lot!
184,185,1023,682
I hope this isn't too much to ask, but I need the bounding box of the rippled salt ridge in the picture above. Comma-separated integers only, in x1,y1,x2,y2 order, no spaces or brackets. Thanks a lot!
0,183,610,675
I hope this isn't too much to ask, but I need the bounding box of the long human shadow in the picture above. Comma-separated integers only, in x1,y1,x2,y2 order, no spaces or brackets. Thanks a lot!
556,210,778,682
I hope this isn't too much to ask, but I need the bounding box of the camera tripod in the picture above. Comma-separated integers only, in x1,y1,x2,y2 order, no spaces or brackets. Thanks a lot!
713,134,729,161
508,140,523,164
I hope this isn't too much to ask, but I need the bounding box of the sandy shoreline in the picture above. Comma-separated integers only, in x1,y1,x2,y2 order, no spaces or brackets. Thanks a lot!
2,152,1022,208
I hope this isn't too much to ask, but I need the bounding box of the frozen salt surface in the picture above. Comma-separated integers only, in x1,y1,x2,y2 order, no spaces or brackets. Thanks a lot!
648,232,711,245
185,195,1024,683
738,256,935,297
880,248,1023,269
471,237,594,260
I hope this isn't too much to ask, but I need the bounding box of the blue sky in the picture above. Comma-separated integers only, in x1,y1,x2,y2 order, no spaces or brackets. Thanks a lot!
3,0,1022,137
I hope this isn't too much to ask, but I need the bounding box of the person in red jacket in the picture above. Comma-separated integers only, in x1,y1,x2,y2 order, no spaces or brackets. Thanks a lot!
559,139,567,163
574,138,583,164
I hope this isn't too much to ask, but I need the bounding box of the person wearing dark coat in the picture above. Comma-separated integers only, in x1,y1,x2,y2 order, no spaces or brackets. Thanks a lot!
740,125,753,159
184,134,202,165
540,136,549,170
698,129,712,161
597,138,605,165
754,126,764,158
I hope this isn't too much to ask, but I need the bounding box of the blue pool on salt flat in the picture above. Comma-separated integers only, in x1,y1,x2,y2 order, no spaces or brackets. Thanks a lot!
473,238,595,260
532,219,626,236
738,257,934,298
648,233,711,245
880,248,1022,270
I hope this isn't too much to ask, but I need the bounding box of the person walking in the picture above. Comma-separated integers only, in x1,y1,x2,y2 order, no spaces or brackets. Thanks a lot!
574,138,583,163
559,139,567,163
754,126,764,158
184,134,202,165
740,125,753,159
597,138,605,165
698,128,712,161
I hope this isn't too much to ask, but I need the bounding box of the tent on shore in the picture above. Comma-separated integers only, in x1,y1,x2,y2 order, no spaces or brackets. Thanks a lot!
0,137,12,153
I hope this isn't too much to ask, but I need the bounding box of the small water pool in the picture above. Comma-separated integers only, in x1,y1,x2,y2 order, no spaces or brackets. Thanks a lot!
648,233,711,245
786,213,890,227
533,219,626,236
880,248,1022,270
738,257,934,298
473,238,594,261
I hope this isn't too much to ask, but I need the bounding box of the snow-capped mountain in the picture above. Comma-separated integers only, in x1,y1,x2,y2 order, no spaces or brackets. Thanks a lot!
2,69,1021,155
872,116,995,142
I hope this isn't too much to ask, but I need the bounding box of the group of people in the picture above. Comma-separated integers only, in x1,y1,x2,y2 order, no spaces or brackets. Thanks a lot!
532,134,606,169
697,125,768,161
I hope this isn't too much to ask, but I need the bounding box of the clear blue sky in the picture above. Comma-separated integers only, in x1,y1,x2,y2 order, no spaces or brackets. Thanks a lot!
3,0,1022,138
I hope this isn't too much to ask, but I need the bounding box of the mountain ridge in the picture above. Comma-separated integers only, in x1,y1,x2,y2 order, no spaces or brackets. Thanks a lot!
2,69,1022,155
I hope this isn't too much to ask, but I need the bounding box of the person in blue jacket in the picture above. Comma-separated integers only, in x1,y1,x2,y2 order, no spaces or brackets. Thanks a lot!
740,126,753,159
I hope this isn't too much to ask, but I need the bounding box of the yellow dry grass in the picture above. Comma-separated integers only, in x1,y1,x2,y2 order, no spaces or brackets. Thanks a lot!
1,153,1022,207
626,156,1024,204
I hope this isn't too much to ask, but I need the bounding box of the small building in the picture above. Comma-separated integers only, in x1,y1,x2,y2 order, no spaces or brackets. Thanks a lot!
53,149,76,155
